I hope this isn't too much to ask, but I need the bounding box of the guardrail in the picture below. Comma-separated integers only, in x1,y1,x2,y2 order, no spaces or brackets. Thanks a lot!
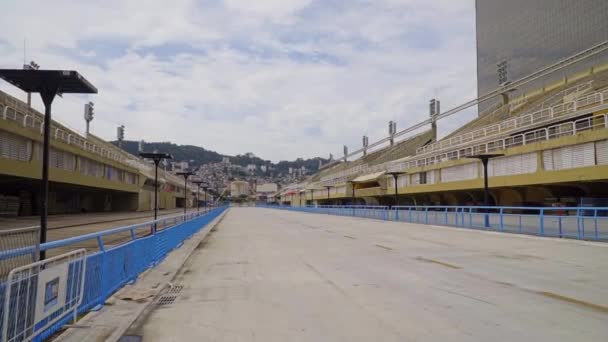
260,205,608,241
0,206,228,342
0,99,124,164
261,205,390,221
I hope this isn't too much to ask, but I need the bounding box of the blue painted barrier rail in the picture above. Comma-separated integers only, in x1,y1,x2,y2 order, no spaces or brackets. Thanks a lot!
259,204,608,241
0,206,227,342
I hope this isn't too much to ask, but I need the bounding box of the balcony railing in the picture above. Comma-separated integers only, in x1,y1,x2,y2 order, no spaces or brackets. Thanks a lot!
416,87,606,156
0,91,135,167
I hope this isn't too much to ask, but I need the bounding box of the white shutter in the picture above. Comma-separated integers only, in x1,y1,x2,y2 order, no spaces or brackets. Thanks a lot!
543,143,595,170
441,163,478,183
411,173,420,185
523,153,537,173
427,170,438,184
0,130,31,161
52,149,62,169
543,150,554,170
65,153,75,171
570,143,594,168
560,146,573,169
583,143,595,166
398,174,408,187
97,162,104,178
596,140,608,165
80,157,104,178
489,153,537,176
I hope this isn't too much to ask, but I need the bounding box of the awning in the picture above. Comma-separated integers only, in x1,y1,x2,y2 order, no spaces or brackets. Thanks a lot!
352,171,385,183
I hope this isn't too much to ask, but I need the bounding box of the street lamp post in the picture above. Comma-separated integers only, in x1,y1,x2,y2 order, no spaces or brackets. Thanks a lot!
467,153,504,227
0,69,97,260
347,181,357,205
324,185,332,204
140,153,173,223
176,171,194,215
192,180,205,214
347,181,357,216
386,171,405,209
202,184,209,212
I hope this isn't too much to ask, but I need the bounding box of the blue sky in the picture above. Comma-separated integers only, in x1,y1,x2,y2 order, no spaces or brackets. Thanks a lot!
0,0,477,161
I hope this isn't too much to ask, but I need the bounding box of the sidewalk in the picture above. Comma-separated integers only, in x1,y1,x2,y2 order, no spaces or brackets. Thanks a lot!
55,209,228,342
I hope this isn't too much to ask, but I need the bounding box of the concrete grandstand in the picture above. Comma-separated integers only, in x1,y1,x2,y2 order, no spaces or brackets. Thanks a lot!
278,63,608,208
0,90,211,216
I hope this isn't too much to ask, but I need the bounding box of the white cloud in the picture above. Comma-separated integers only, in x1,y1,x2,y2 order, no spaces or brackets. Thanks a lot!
0,0,477,162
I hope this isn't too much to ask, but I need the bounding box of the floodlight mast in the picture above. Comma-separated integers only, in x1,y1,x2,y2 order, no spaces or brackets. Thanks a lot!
84,101,94,134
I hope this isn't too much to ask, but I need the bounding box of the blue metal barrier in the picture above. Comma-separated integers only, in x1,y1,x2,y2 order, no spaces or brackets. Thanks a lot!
268,204,390,220
0,206,227,342
259,204,608,241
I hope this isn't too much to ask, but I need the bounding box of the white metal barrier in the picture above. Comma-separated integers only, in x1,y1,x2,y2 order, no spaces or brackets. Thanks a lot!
2,249,86,342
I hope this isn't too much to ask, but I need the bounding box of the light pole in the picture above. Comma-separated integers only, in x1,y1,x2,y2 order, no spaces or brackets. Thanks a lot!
467,153,504,227
140,152,173,222
176,171,194,215
192,180,205,214
324,185,332,205
347,181,357,205
0,69,97,260
201,183,209,212
386,171,405,208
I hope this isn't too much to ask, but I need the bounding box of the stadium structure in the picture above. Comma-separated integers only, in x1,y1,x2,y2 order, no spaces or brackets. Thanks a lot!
277,1,608,208
0,88,210,215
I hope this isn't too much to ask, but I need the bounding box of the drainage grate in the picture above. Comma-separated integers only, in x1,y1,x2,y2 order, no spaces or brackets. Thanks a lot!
166,285,183,295
157,295,178,306
156,284,184,306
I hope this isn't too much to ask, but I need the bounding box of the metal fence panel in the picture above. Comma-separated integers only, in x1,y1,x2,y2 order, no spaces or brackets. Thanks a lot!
0,228,40,283
0,206,227,342
261,205,608,241
0,227,40,342
2,249,85,342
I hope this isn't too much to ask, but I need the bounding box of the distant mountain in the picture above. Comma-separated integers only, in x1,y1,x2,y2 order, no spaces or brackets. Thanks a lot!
113,140,329,174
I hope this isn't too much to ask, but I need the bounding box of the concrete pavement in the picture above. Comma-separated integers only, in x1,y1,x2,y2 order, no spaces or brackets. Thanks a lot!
55,209,228,342
134,207,608,341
